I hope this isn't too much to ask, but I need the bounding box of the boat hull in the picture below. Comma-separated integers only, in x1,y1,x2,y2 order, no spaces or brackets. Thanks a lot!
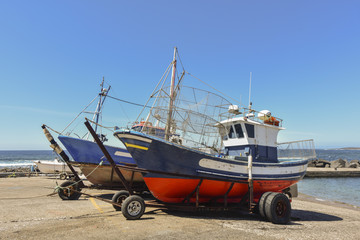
79,163,144,186
144,177,299,203
34,160,80,174
58,135,135,165
58,135,145,186
115,131,308,203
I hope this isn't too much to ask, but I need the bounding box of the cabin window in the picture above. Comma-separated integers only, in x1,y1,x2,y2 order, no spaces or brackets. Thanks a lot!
220,126,230,140
245,123,255,138
228,125,236,139
223,124,244,139
234,124,244,138
131,126,142,132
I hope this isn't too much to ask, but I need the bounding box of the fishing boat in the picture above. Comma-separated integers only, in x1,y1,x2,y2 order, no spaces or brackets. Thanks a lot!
114,47,316,223
54,79,145,186
58,120,162,186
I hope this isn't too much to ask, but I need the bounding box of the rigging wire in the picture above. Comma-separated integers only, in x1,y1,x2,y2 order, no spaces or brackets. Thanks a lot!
106,95,151,109
85,118,118,132
61,95,99,135
135,62,173,123
108,87,131,123
186,72,241,105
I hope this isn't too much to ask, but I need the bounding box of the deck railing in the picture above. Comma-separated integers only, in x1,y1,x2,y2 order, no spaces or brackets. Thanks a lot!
219,106,284,127
277,139,317,162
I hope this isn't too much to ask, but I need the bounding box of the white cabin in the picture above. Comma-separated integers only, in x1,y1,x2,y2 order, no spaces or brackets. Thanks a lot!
218,108,284,163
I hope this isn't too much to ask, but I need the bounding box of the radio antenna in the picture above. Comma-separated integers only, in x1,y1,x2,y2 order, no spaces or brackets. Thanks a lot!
248,72,252,109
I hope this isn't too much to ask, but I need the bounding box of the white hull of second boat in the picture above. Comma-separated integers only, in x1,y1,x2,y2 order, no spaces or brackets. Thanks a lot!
34,160,80,174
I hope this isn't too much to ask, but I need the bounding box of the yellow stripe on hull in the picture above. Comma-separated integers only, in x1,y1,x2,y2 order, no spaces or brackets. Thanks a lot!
125,143,148,151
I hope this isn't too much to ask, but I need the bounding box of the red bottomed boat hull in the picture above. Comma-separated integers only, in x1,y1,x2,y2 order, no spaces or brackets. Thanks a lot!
144,177,299,203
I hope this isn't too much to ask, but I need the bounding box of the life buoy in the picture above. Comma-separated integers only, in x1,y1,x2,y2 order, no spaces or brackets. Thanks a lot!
264,117,280,126
140,121,152,126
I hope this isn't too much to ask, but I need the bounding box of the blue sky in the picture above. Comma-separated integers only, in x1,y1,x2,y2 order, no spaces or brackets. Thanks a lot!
0,0,359,150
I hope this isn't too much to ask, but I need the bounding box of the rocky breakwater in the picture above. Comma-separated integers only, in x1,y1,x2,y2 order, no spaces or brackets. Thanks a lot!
306,159,360,177
0,166,38,178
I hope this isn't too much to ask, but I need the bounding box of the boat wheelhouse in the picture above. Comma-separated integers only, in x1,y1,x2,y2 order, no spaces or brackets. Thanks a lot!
219,108,283,163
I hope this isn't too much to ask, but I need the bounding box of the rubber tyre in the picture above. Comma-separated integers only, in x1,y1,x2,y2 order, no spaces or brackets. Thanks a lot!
58,180,82,200
264,193,291,224
112,190,130,211
121,195,145,220
258,192,273,219
59,173,67,180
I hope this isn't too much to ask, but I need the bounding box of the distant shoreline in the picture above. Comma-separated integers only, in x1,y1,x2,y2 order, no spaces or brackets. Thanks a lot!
330,147,360,150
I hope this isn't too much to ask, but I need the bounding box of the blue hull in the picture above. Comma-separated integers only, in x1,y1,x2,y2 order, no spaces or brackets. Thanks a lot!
115,130,308,203
115,131,308,182
58,135,135,165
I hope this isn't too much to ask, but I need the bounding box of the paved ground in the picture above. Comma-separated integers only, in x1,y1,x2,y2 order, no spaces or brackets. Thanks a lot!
0,176,359,240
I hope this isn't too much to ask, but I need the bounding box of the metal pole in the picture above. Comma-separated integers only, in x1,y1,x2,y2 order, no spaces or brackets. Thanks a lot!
248,152,254,211
84,119,134,195
41,125,85,188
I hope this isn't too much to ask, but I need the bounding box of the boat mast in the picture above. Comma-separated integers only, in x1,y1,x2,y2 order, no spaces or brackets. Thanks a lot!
165,47,177,141
93,77,105,133
248,72,252,110
86,77,110,140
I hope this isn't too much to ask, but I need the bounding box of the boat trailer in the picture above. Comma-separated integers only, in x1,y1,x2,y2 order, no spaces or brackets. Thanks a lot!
41,124,147,199
48,120,294,224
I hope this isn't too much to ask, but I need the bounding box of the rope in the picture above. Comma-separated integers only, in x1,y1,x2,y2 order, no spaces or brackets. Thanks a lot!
82,159,104,179
42,124,62,135
61,94,99,135
85,118,118,132
54,159,104,196
0,192,57,200
186,72,240,105
107,95,151,108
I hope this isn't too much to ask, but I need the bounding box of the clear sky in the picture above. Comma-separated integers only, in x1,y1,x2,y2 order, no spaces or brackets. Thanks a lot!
1,0,359,150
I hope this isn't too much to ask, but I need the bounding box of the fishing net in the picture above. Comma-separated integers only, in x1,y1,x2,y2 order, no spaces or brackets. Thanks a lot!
138,85,232,153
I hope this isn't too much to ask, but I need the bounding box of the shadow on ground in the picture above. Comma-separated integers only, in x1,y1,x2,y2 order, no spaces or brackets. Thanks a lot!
291,209,342,221
86,193,343,223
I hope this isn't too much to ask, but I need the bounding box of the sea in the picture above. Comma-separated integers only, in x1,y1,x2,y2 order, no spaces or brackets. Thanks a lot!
0,149,359,207
0,150,55,169
298,149,360,207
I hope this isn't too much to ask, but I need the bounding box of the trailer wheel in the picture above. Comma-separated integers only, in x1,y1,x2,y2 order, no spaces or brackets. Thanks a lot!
59,173,67,180
58,180,82,200
112,190,130,211
264,192,291,224
258,192,272,219
121,195,145,220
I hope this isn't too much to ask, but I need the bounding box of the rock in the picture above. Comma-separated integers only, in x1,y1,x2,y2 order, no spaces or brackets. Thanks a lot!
0,167,32,173
330,158,348,168
349,160,360,168
308,160,317,167
308,159,330,168
350,159,360,165
348,163,359,168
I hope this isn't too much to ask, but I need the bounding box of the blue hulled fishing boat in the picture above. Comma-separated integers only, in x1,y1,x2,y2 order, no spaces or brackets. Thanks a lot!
114,48,316,223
